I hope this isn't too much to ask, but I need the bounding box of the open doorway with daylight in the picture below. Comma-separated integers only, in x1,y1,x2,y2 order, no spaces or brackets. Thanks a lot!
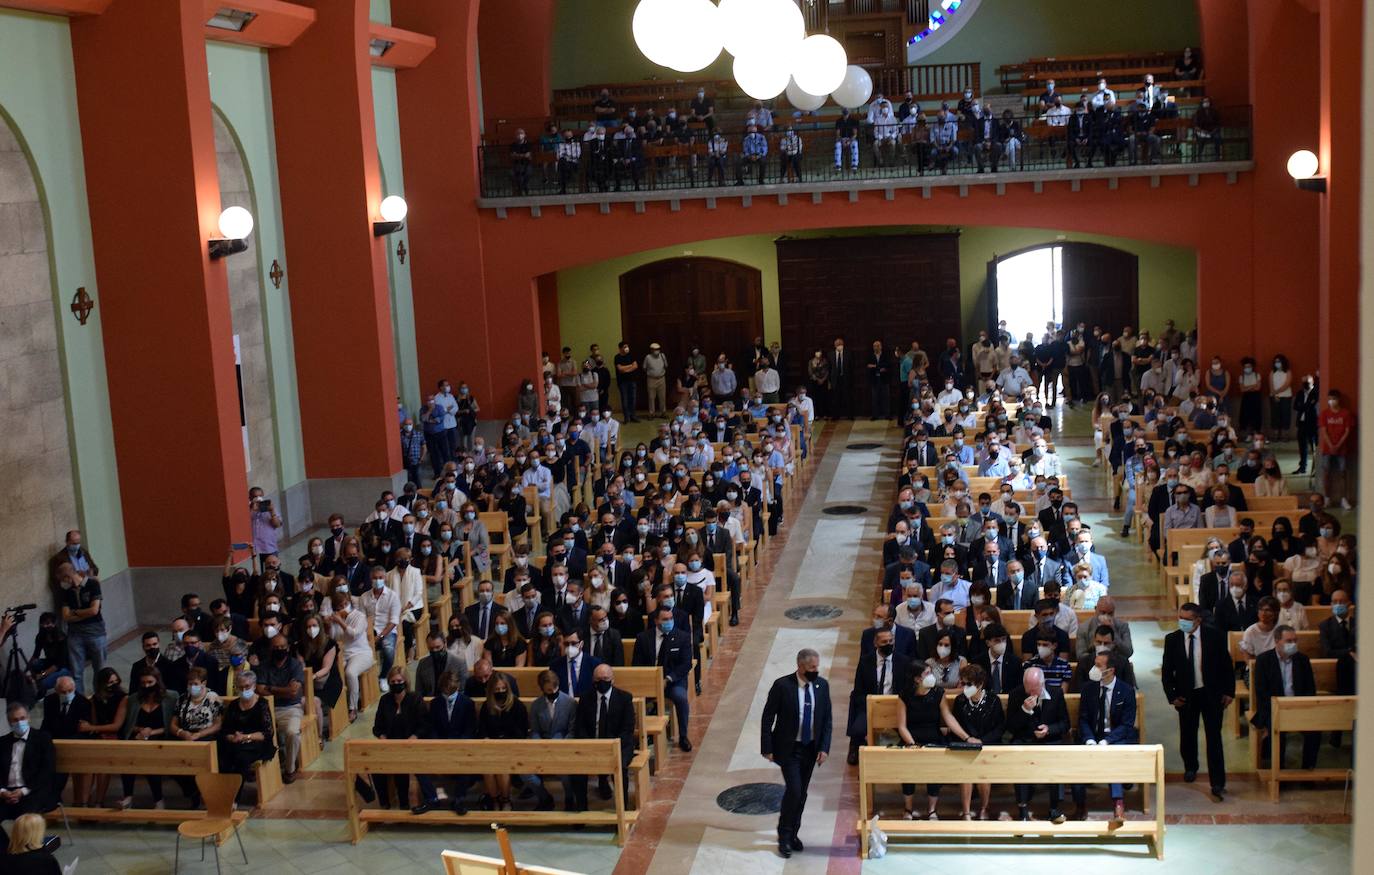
987,242,1139,345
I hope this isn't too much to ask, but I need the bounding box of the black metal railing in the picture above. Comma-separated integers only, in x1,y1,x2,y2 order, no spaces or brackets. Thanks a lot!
479,105,1251,199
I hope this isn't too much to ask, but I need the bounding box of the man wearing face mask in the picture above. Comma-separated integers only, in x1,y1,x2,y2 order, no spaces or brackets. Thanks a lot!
549,629,602,697
1072,650,1139,821
361,567,402,679
0,702,57,832
569,664,637,811
58,563,106,694
761,649,831,858
972,624,1016,695
916,598,967,661
1250,625,1321,770
1070,624,1137,691
1006,666,1069,821
256,634,305,784
845,628,912,764
1215,570,1259,634
1162,603,1234,798
1075,596,1134,660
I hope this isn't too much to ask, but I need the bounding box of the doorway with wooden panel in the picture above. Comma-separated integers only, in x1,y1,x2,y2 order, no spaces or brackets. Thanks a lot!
987,242,1139,341
618,257,765,408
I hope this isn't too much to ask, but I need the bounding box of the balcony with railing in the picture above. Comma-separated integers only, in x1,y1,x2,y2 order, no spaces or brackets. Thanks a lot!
478,105,1252,203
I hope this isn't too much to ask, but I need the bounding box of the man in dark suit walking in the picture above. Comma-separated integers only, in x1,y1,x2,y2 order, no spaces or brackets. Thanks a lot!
1161,603,1234,799
570,664,638,810
761,649,832,859
845,628,912,764
1250,625,1321,769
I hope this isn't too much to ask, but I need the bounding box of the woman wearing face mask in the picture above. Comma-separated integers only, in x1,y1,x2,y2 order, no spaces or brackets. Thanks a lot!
1319,554,1356,605
1282,536,1323,604
1267,354,1293,441
1315,516,1341,562
939,664,1004,820
296,613,342,740
483,608,529,669
1244,537,1276,595
205,616,249,689
1236,356,1263,434
219,669,276,805
170,666,222,806
896,666,950,819
526,613,562,668
115,668,177,811
608,592,645,639
1254,454,1287,497
1272,579,1309,629
456,502,491,578
925,630,966,690
1205,356,1231,415
447,614,486,670
78,667,128,806
1267,518,1297,563
415,535,447,603
478,674,530,811
366,665,425,810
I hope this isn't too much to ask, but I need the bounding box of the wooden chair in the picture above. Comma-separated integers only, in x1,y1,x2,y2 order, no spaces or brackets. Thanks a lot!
482,511,513,578
174,773,248,874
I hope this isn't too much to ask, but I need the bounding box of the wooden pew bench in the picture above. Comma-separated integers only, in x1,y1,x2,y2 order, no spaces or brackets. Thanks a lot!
1238,656,1340,749
502,666,670,768
1261,695,1357,800
345,739,639,845
55,739,249,829
1226,631,1324,736
856,744,1165,859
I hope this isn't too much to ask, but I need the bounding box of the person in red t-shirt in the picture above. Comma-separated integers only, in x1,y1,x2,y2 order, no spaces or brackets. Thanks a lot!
1317,390,1355,508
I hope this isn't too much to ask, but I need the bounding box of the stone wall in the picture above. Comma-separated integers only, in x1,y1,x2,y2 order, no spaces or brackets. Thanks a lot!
0,114,78,614
213,112,278,498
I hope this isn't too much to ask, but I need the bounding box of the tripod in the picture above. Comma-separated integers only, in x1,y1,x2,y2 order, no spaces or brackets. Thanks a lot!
1,617,37,707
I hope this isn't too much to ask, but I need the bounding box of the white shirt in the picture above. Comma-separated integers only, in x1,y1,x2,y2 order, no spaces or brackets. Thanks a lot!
1097,678,1118,735
1186,627,1204,689
387,564,426,615
795,395,815,424
333,607,373,663
895,598,936,632
7,729,27,792
1090,88,1116,107
875,654,895,694
1239,623,1276,657
362,586,402,636
795,679,816,742
1044,104,1071,126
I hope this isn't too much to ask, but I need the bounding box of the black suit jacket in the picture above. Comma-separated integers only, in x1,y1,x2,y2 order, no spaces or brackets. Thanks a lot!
463,671,519,700
973,649,1020,695
464,600,499,641
996,570,1042,610
906,442,939,467
373,691,429,739
573,687,637,766
1161,626,1236,701
632,627,692,687
761,673,833,759
0,730,57,810
40,691,92,739
1250,650,1316,729
1198,569,1233,614
427,692,477,739
846,651,913,738
859,624,917,662
337,559,371,596
1214,593,1258,632
586,627,624,666
1004,685,1069,743
1319,615,1357,659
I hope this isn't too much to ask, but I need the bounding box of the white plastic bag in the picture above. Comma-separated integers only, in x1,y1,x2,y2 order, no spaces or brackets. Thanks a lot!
867,815,888,859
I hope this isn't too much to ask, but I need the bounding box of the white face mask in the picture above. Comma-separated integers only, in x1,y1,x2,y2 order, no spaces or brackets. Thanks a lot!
962,684,978,700
1095,643,1112,654
1230,586,1246,599
216,631,230,643
920,673,937,690
1037,644,1054,659
1277,590,1293,604
307,626,320,639
990,640,1006,657
1087,665,1105,683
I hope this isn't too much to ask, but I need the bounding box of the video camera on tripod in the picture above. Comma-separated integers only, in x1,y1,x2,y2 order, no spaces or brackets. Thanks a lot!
2,603,39,706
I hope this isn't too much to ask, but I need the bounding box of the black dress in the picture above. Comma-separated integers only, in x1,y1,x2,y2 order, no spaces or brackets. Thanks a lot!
303,640,344,710
899,687,946,797
219,697,276,802
122,702,167,802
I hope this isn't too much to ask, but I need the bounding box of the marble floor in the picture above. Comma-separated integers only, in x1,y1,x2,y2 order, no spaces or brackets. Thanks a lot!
32,405,1355,874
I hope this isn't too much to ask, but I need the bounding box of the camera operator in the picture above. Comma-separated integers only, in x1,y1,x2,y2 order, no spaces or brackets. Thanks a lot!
26,614,70,695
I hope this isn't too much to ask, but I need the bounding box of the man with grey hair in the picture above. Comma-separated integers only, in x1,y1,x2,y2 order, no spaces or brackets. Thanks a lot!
761,649,832,858
1075,595,1134,660
1006,665,1069,822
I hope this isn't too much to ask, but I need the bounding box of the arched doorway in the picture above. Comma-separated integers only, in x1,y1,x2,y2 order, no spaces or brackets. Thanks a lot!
618,257,764,401
988,241,1139,341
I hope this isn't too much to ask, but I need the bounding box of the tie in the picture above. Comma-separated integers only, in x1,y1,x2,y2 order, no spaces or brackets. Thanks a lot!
480,605,489,639
801,684,814,745
569,658,578,692
61,702,68,719
1098,686,1108,737
991,660,1001,694
1187,632,1197,687
593,634,602,660
597,694,608,738
878,658,887,694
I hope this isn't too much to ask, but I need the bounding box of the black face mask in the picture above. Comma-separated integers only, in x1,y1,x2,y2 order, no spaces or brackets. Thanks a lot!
594,679,613,695
877,644,894,657
804,670,819,683
273,649,289,662
545,691,560,702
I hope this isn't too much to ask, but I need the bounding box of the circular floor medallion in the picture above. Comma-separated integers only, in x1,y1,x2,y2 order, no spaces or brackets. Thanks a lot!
822,504,868,516
716,782,786,815
846,442,883,450
784,604,844,622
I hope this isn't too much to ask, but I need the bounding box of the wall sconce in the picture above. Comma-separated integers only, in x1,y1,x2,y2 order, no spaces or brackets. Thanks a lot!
374,195,407,236
209,206,254,259
1287,149,1326,193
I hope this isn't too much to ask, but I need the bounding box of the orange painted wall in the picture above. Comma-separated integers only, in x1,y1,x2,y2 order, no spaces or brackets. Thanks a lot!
1319,0,1361,395
269,0,401,478
478,0,556,121
69,0,249,565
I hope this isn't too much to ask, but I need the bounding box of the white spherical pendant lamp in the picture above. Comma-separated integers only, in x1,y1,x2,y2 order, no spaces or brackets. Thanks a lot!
830,64,874,108
664,0,723,72
785,77,827,111
632,0,679,68
790,34,847,97
734,50,791,100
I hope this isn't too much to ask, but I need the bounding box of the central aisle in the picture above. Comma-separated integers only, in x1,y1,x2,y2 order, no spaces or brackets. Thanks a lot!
642,420,896,875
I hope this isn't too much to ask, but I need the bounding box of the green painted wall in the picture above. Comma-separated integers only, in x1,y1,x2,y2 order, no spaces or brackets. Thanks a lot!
207,42,307,491
555,224,1195,362
922,0,1200,94
371,66,420,415
549,0,1199,92
0,9,127,576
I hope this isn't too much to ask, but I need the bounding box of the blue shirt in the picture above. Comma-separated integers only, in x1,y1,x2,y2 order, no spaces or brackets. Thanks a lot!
743,132,768,157
401,428,424,464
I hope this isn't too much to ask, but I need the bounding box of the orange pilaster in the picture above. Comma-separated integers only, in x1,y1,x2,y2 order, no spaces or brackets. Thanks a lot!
478,0,556,121
393,0,543,412
1200,0,1251,107
268,0,401,478
70,0,249,566
1319,0,1361,394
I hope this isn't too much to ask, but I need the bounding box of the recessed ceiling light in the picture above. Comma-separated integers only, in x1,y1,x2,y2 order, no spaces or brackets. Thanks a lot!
207,8,258,32
369,38,395,58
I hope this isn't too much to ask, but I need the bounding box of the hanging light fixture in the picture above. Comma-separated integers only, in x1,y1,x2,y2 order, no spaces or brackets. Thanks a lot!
790,33,846,97
665,0,724,73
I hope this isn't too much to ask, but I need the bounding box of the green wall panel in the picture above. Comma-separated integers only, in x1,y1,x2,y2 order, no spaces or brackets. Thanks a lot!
372,66,420,415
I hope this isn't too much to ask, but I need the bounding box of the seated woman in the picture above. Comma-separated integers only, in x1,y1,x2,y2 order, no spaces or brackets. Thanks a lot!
170,666,223,806
1273,578,1309,630
486,614,530,668
924,630,966,690
79,666,128,807
447,613,487,670
369,665,426,810
1283,536,1323,604
940,664,1005,821
118,666,179,810
219,669,276,806
477,673,530,811
326,588,374,723
1066,563,1109,610
896,667,949,820
3,813,61,875
297,613,342,740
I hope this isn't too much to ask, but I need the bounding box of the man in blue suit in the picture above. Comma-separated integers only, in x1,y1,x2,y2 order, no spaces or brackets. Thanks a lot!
860,604,917,661
413,670,477,815
549,628,603,696
761,648,832,859
633,606,694,751
1072,650,1138,821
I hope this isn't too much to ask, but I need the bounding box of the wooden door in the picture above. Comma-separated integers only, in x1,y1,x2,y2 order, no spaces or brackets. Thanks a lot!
1059,242,1139,334
619,258,764,400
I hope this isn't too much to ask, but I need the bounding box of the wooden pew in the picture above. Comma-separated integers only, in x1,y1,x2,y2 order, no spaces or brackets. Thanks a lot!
1262,695,1357,800
1245,496,1301,512
996,609,1095,632
344,739,638,845
864,692,1149,812
55,739,249,827
856,745,1165,860
1241,657,1340,751
503,666,670,767
1163,527,1239,590
1225,631,1326,736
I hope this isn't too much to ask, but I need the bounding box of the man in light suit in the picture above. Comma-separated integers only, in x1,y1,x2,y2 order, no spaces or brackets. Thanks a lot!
1072,650,1139,820
1075,596,1133,660
761,649,832,859
1068,531,1110,588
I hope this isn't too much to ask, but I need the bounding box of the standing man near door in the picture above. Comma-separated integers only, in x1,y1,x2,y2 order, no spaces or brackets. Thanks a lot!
643,343,668,419
761,648,832,859
613,341,640,422
830,337,851,420
867,340,891,420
